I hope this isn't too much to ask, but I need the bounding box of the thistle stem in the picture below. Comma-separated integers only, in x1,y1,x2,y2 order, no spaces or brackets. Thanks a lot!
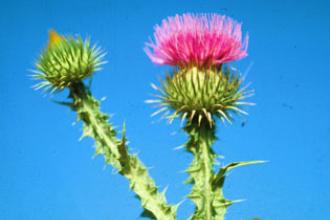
200,129,213,220
185,121,228,220
69,82,176,220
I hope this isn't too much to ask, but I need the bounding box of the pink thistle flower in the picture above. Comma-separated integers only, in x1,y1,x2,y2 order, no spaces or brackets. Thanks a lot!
145,13,249,68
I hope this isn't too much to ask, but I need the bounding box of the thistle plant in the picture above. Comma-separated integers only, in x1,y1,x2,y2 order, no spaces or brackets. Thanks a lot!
145,13,264,220
32,13,263,220
33,30,177,220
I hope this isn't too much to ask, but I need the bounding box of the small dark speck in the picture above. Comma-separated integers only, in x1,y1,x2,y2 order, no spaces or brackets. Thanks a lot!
52,150,58,156
293,45,297,49
241,121,247,127
295,83,300,88
282,103,293,110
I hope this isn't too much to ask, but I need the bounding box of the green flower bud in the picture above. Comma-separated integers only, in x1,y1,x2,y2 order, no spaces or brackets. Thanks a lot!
148,67,253,127
33,30,106,92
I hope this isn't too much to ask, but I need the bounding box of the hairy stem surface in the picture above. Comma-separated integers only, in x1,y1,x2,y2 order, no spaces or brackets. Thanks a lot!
69,82,176,220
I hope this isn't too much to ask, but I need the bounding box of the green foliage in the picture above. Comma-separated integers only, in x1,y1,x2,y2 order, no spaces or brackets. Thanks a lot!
183,121,264,220
33,31,264,220
184,121,229,220
33,36,105,92
213,160,266,188
68,82,177,220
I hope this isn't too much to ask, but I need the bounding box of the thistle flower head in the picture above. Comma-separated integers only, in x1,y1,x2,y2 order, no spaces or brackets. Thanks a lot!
145,13,248,69
33,30,106,92
147,67,253,127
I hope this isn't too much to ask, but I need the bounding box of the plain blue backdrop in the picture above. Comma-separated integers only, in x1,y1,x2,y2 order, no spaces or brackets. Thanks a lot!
1,0,330,219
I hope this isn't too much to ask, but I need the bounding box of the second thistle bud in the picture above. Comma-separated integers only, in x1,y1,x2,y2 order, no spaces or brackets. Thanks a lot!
33,30,105,91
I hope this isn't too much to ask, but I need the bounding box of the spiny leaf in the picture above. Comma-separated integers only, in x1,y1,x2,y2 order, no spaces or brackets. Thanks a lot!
221,160,266,173
213,160,266,187
68,82,176,220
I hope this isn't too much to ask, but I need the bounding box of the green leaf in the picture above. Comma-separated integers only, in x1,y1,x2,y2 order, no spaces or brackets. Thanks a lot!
222,160,266,172
213,160,267,187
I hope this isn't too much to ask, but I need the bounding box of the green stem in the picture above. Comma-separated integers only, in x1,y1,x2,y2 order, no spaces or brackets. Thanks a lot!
185,121,229,220
69,82,176,220
200,129,213,220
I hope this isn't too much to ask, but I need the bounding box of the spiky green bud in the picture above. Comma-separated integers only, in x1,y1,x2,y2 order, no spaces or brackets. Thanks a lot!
149,66,253,126
33,31,106,92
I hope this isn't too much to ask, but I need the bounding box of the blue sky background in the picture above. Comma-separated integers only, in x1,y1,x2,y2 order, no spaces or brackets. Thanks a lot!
1,0,330,219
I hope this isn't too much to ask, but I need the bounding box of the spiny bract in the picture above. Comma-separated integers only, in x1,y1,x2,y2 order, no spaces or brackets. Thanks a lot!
148,67,254,126
33,31,106,92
